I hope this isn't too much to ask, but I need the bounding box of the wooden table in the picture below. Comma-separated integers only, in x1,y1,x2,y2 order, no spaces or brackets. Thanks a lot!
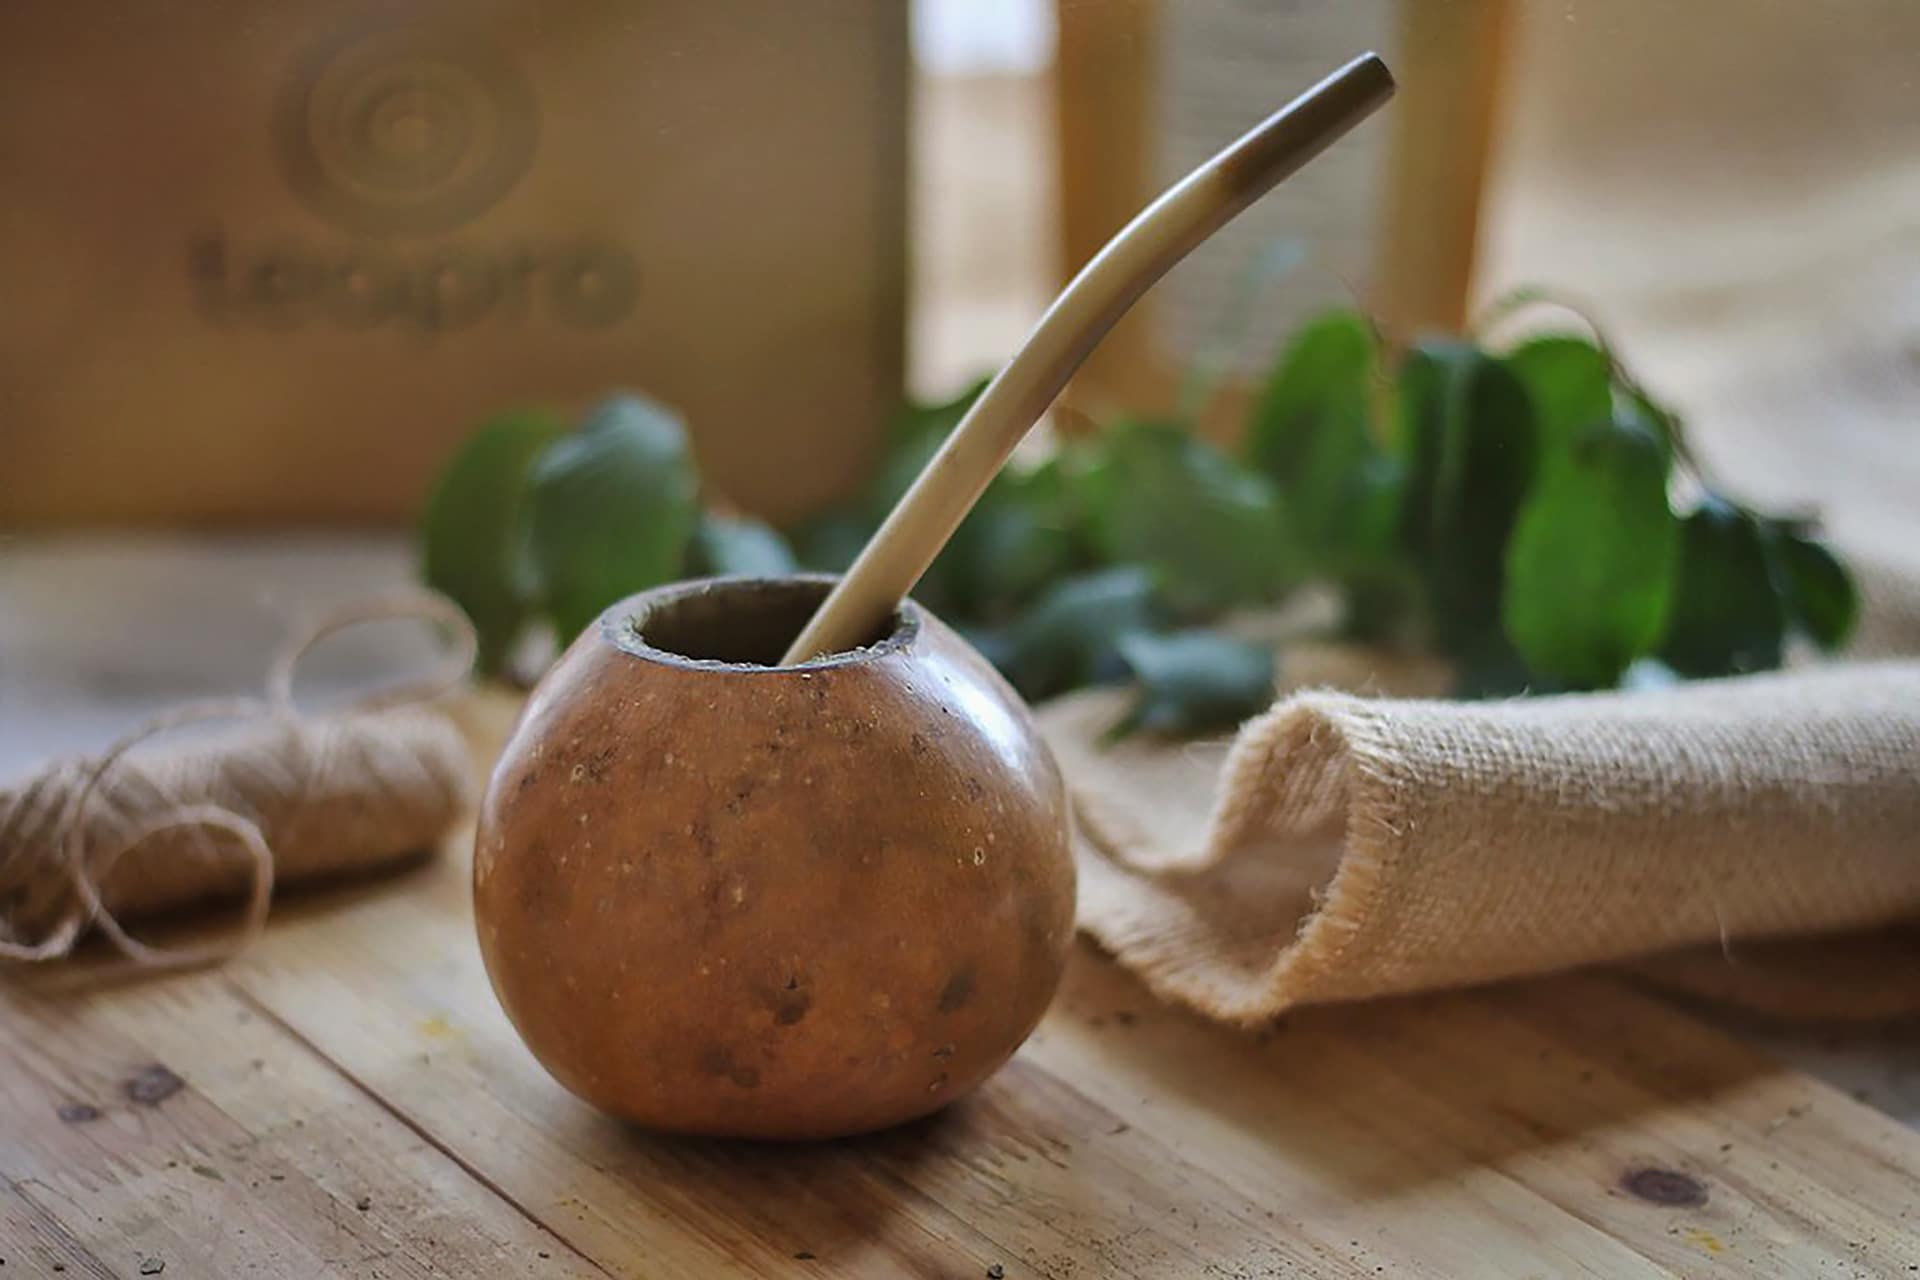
6,682,1920,1278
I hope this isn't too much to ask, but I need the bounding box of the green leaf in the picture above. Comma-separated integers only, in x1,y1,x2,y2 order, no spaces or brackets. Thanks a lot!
1246,309,1376,477
867,427,944,525
1244,310,1393,563
867,378,992,519
419,408,563,674
1502,335,1614,457
1658,498,1787,677
1616,393,1679,474
522,394,700,642
1340,562,1425,646
1450,629,1540,699
1502,417,1679,688
941,459,1081,623
970,566,1157,703
1766,523,1857,651
1107,629,1275,741
688,513,796,579
887,377,990,455
1079,420,1293,614
1395,342,1538,653
1338,454,1409,568
788,508,871,574
851,378,993,618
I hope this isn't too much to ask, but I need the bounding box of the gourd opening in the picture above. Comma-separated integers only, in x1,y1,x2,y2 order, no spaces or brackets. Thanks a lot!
622,577,911,669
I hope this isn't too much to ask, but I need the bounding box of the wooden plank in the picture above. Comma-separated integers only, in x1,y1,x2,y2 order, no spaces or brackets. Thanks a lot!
203,829,1920,1276
7,691,1919,1275
215,863,1013,1278
1478,979,1920,1268
1033,953,1920,1276
1,1182,116,1279
215,854,1372,1278
1027,957,1668,1278
1371,0,1511,340
1053,0,1163,418
1010,928,1920,1277
0,967,594,1278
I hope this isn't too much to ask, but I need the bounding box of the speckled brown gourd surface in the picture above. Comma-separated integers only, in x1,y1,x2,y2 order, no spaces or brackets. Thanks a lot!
474,577,1075,1139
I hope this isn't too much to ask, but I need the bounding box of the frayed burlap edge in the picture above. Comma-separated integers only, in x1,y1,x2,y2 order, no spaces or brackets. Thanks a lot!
1065,695,1414,1027
1050,664,1920,1027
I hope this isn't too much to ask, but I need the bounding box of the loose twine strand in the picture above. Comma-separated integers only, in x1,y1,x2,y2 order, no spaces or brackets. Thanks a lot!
0,588,476,969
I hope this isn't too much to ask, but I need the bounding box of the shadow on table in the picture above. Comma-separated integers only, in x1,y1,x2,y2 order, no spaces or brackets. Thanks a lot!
2,848,443,998
1022,941,1781,1201
0,861,1822,1267
600,1109,1011,1271
529,940,1786,1267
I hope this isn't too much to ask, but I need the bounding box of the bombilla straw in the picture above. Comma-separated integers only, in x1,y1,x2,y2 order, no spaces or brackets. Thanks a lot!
782,52,1396,665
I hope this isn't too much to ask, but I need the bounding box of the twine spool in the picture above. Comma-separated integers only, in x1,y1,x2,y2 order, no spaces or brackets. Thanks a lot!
0,589,477,967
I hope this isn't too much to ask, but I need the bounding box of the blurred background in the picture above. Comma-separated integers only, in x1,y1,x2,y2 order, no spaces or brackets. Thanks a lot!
4,0,1918,770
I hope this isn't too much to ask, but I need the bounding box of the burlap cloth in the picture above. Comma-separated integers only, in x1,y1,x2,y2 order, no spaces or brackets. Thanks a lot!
1039,0,1920,1025
1041,550,1920,1025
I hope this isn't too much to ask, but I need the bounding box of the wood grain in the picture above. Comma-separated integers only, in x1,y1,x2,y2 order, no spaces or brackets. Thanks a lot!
0,966,592,1277
7,684,1919,1279
1371,0,1511,341
1053,0,1163,418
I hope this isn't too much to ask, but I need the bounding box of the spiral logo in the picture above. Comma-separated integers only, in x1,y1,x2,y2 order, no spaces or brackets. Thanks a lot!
276,20,537,237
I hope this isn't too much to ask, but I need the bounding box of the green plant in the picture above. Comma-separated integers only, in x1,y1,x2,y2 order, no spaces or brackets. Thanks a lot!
419,393,791,676
420,300,1855,738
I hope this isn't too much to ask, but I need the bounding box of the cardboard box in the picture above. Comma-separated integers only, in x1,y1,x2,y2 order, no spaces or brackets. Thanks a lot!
0,2,907,526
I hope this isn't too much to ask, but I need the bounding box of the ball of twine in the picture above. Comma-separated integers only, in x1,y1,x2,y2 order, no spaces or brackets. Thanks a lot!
0,589,478,968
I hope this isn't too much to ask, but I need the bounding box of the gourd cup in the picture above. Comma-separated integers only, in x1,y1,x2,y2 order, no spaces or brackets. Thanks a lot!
474,575,1075,1139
